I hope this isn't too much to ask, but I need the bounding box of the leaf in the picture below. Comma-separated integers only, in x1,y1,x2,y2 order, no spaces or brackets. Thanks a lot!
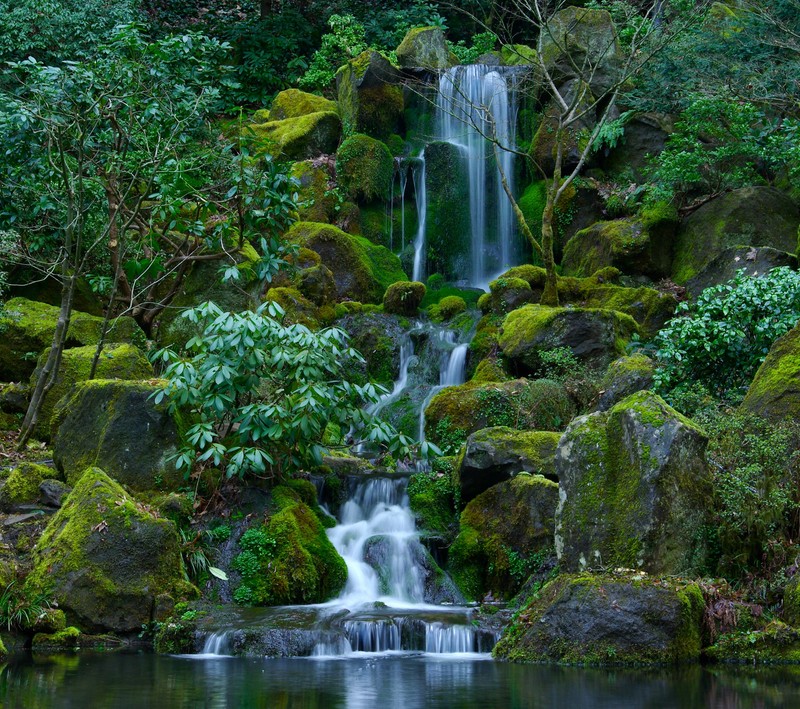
208,566,228,581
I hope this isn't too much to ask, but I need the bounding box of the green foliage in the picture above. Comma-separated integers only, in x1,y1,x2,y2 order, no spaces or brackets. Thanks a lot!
153,300,413,480
584,1,654,49
654,268,800,395
0,580,53,631
299,14,368,92
447,31,497,64
407,459,458,537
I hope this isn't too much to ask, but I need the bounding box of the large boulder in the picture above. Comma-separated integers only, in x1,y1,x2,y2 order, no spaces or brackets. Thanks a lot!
449,474,559,601
561,204,679,279
456,426,560,503
424,378,575,454
396,27,456,69
597,354,655,411
539,7,623,94
338,311,407,387
52,380,184,491
383,281,426,316
250,111,342,161
290,160,337,223
493,572,704,665
0,298,144,382
685,246,798,296
336,133,394,203
555,391,711,574
672,187,800,287
267,89,338,121
31,342,153,440
604,113,671,180
286,222,407,304
498,305,638,373
740,322,800,422
336,50,404,139
27,467,196,632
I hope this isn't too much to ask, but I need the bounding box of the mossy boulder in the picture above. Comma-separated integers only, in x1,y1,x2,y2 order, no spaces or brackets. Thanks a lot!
0,298,144,382
494,572,704,665
268,89,338,121
555,391,711,574
705,623,800,664
290,160,337,223
539,7,622,93
336,134,394,204
31,343,153,440
672,187,800,286
264,287,320,329
487,277,534,314
27,467,196,633
0,462,58,510
231,482,347,605
383,281,426,315
685,246,798,296
396,27,456,69
784,574,800,627
0,382,29,413
336,50,404,139
604,113,670,180
457,427,561,503
430,295,467,321
449,475,558,601
286,222,407,303
598,354,655,411
52,380,184,491
338,312,407,387
561,205,679,279
741,322,800,422
295,263,337,307
425,141,471,279
499,305,638,373
424,378,575,454
250,111,342,161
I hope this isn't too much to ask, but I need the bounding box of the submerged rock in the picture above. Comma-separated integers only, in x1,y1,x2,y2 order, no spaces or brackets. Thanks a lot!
449,474,558,602
27,467,196,633
493,572,705,665
555,391,711,574
457,426,560,503
52,380,184,491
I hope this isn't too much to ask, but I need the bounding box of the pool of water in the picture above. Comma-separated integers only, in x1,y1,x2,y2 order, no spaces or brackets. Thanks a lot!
3,652,800,709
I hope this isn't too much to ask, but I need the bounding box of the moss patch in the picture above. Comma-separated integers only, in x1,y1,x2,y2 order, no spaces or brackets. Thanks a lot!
336,134,394,203
268,89,338,121
0,462,58,509
249,111,342,161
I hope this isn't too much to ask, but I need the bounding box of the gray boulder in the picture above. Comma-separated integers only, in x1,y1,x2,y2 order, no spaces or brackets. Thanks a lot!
396,27,456,69
597,354,655,411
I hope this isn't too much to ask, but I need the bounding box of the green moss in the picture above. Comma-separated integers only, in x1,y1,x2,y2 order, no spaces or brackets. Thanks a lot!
428,295,467,321
0,463,56,507
420,286,482,310
408,457,458,538
0,635,6,660
249,111,342,161
706,623,800,663
741,323,800,421
290,160,336,223
231,483,346,605
268,89,338,121
336,134,394,203
500,44,539,66
286,222,407,304
32,626,81,651
471,358,510,383
265,287,320,328
383,281,426,315
396,27,455,69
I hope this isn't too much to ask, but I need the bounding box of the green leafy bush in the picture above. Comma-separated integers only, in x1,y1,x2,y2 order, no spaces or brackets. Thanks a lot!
448,31,497,64
299,14,368,92
654,268,800,395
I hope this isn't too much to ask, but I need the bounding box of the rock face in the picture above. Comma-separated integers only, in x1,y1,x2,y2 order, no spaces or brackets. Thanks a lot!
449,474,559,601
499,305,638,373
493,572,705,665
597,354,655,411
52,380,184,491
336,50,403,139
685,246,798,296
286,222,407,304
741,322,800,422
396,27,455,69
555,391,711,574
672,187,800,286
457,426,560,503
539,7,622,93
31,342,153,440
27,468,195,633
0,298,144,382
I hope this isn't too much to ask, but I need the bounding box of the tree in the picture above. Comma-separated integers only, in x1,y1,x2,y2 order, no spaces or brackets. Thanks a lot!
441,0,707,305
0,25,271,446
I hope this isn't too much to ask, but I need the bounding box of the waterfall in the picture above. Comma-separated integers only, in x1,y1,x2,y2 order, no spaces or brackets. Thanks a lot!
411,154,426,283
417,330,468,444
200,630,233,656
435,65,520,287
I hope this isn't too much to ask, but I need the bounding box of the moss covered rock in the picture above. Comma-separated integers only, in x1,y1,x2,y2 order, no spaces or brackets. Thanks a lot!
27,467,195,632
424,379,575,454
457,427,561,503
268,89,338,121
741,322,800,422
597,354,655,411
487,276,534,314
555,391,711,574
264,287,320,328
705,623,800,664
500,44,539,67
31,343,153,440
0,382,29,413
499,304,638,373
562,205,679,279
338,312,406,387
396,27,456,69
408,457,458,538
383,281,426,315
430,295,467,321
449,474,558,601
685,246,798,297
0,462,57,510
672,187,800,286
336,134,394,204
52,380,184,491
494,572,704,665
290,160,337,223
286,222,407,303
336,50,404,139
232,482,347,605
0,298,144,382
250,111,342,161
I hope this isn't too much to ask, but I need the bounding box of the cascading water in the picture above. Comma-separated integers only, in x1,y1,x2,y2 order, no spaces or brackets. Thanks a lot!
411,154,427,283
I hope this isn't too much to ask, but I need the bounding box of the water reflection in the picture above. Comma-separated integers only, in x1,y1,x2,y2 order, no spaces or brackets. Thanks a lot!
2,653,800,709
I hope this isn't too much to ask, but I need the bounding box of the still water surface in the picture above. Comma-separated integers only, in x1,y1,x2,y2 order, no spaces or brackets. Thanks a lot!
2,652,800,708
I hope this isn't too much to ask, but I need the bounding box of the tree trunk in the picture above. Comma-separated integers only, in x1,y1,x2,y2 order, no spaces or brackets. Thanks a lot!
540,194,559,307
